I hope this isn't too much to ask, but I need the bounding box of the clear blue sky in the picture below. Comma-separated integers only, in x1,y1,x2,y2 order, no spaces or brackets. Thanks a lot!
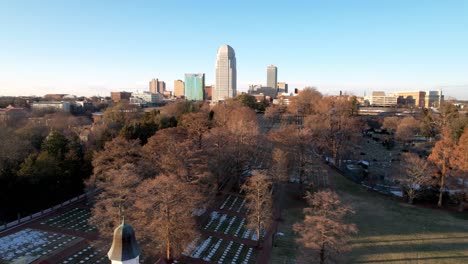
1,0,468,99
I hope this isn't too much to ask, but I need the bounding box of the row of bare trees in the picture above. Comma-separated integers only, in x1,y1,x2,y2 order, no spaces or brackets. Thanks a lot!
273,88,360,263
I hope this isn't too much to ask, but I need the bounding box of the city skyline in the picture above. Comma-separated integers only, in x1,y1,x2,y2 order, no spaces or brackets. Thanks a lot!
1,1,468,99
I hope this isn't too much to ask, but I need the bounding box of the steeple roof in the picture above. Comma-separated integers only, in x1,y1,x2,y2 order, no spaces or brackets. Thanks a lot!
108,219,141,261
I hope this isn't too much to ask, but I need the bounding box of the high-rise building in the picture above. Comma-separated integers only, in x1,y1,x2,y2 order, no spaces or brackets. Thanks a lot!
149,78,158,94
214,44,236,102
174,80,185,98
267,65,278,91
185,73,205,101
157,81,166,93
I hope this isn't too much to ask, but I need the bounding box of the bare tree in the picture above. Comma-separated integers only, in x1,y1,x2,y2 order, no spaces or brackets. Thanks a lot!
305,97,361,166
87,136,147,188
264,105,284,131
428,127,455,207
269,147,292,219
270,147,290,184
398,153,431,204
87,137,147,242
0,128,32,171
88,163,141,239
134,174,202,261
287,87,322,116
205,127,237,190
210,106,260,187
293,190,357,264
269,125,316,187
395,117,420,143
102,101,142,130
179,111,211,149
382,116,400,132
143,127,211,185
242,171,273,247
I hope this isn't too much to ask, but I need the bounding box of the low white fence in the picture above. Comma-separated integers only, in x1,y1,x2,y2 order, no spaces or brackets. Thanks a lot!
0,192,90,233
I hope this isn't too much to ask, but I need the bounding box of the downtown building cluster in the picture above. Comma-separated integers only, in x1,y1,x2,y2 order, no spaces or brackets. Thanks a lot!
111,44,238,105
110,44,292,106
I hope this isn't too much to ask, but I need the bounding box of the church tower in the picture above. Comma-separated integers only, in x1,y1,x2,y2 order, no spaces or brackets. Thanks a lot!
108,219,141,264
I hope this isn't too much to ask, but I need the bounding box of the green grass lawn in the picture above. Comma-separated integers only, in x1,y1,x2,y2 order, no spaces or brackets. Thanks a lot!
271,167,468,264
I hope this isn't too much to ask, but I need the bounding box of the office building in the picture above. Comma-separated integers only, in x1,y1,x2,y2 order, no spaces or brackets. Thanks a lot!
248,84,262,93
365,91,397,107
129,92,164,106
204,85,213,100
111,92,132,103
31,101,71,112
425,90,444,108
267,65,278,91
149,78,158,94
214,44,236,102
278,82,288,93
252,87,277,99
163,91,172,98
396,91,426,107
174,80,185,98
185,73,205,101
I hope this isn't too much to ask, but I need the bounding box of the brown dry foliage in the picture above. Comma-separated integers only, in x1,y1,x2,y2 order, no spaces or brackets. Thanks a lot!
133,174,203,260
428,127,455,207
206,106,261,187
451,127,468,209
287,87,323,116
382,116,400,131
179,111,211,149
242,171,273,246
88,136,147,188
395,116,420,142
305,97,362,165
452,127,468,173
88,163,141,239
293,190,357,264
269,125,316,185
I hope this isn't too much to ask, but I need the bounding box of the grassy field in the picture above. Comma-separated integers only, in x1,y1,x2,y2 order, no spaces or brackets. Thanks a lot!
271,167,468,264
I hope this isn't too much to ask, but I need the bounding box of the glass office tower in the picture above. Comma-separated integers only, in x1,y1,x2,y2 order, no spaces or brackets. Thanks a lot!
184,73,205,101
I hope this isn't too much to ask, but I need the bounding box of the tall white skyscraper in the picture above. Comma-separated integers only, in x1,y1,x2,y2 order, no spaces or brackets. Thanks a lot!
267,64,277,90
214,44,236,102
